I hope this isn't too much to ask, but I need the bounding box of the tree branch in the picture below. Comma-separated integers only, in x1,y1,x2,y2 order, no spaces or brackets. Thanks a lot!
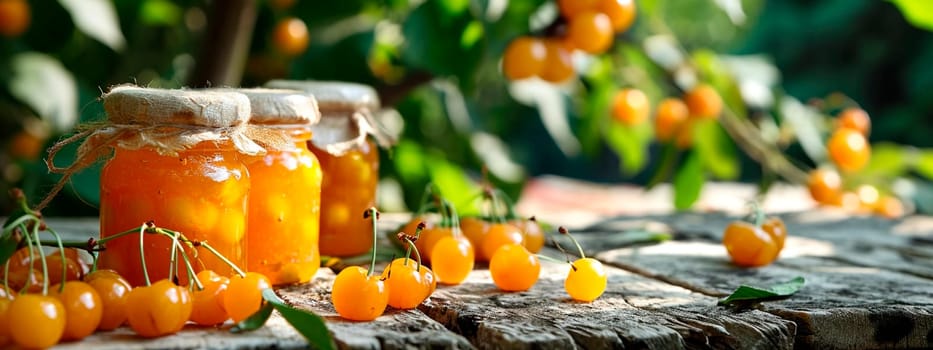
188,0,257,87
375,71,434,107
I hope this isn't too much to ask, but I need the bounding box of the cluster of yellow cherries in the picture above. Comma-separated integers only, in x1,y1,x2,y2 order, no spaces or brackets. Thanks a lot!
328,190,609,321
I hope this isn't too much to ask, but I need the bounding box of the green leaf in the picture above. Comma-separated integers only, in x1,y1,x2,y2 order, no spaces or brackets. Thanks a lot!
460,20,484,49
620,230,672,245
604,122,652,176
890,0,933,31
230,302,274,333
0,213,22,265
393,140,430,185
915,150,933,180
262,289,336,350
139,0,183,26
779,96,827,164
58,0,126,51
863,143,908,177
646,143,679,190
8,53,78,132
692,119,739,179
425,153,482,216
673,152,705,210
401,1,483,84
691,50,746,118
718,276,806,306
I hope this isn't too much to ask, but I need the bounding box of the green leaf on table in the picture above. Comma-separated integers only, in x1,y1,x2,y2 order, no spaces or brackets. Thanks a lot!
262,289,336,350
620,230,672,245
693,119,739,180
8,53,78,132
673,152,705,210
230,302,274,333
718,276,805,306
604,122,652,176
58,0,126,51
890,0,933,31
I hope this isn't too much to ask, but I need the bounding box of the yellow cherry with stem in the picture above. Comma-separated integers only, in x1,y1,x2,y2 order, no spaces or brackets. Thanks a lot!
429,199,474,285
382,225,435,309
331,208,389,321
557,227,607,302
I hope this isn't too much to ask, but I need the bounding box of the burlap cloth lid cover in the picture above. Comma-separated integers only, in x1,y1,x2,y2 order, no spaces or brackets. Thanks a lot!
105,85,250,128
263,80,392,156
99,85,276,156
222,88,321,126
39,85,266,210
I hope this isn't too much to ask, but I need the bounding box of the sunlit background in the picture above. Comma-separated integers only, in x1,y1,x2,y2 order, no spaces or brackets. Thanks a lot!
1,0,932,217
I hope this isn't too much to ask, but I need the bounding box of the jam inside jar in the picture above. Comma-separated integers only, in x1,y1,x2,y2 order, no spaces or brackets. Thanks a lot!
311,138,379,257
99,141,249,287
263,80,392,258
246,128,323,284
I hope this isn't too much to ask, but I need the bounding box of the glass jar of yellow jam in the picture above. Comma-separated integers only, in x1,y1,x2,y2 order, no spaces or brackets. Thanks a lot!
237,88,323,285
265,80,391,257
98,87,255,287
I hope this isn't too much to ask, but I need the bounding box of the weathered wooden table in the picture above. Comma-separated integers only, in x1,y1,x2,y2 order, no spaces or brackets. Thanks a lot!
42,181,933,349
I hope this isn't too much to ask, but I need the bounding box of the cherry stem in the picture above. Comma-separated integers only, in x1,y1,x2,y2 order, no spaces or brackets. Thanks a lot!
19,224,36,294
551,236,573,264
403,224,425,267
45,227,67,294
2,213,39,234
367,207,379,277
172,238,203,291
91,250,99,273
168,230,179,285
153,227,245,279
138,223,152,286
37,240,101,252
403,238,422,272
535,254,566,264
196,240,246,278
440,199,463,234
559,227,586,259
750,202,765,227
97,225,151,246
494,189,519,221
415,183,436,217
34,225,49,295
11,189,41,218
487,189,504,224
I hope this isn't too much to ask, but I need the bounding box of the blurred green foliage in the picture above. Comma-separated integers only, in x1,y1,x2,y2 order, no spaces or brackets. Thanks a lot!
0,0,931,216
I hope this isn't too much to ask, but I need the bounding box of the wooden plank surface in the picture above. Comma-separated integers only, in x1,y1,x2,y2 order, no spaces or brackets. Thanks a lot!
578,212,933,349
18,180,933,349
417,255,796,350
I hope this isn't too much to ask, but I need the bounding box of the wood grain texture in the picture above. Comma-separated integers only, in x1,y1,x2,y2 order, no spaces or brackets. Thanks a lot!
30,207,933,350
277,270,475,350
418,255,795,350
595,236,933,348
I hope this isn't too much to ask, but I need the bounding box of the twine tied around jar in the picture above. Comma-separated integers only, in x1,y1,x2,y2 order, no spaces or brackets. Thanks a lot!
312,108,394,157
36,86,293,211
